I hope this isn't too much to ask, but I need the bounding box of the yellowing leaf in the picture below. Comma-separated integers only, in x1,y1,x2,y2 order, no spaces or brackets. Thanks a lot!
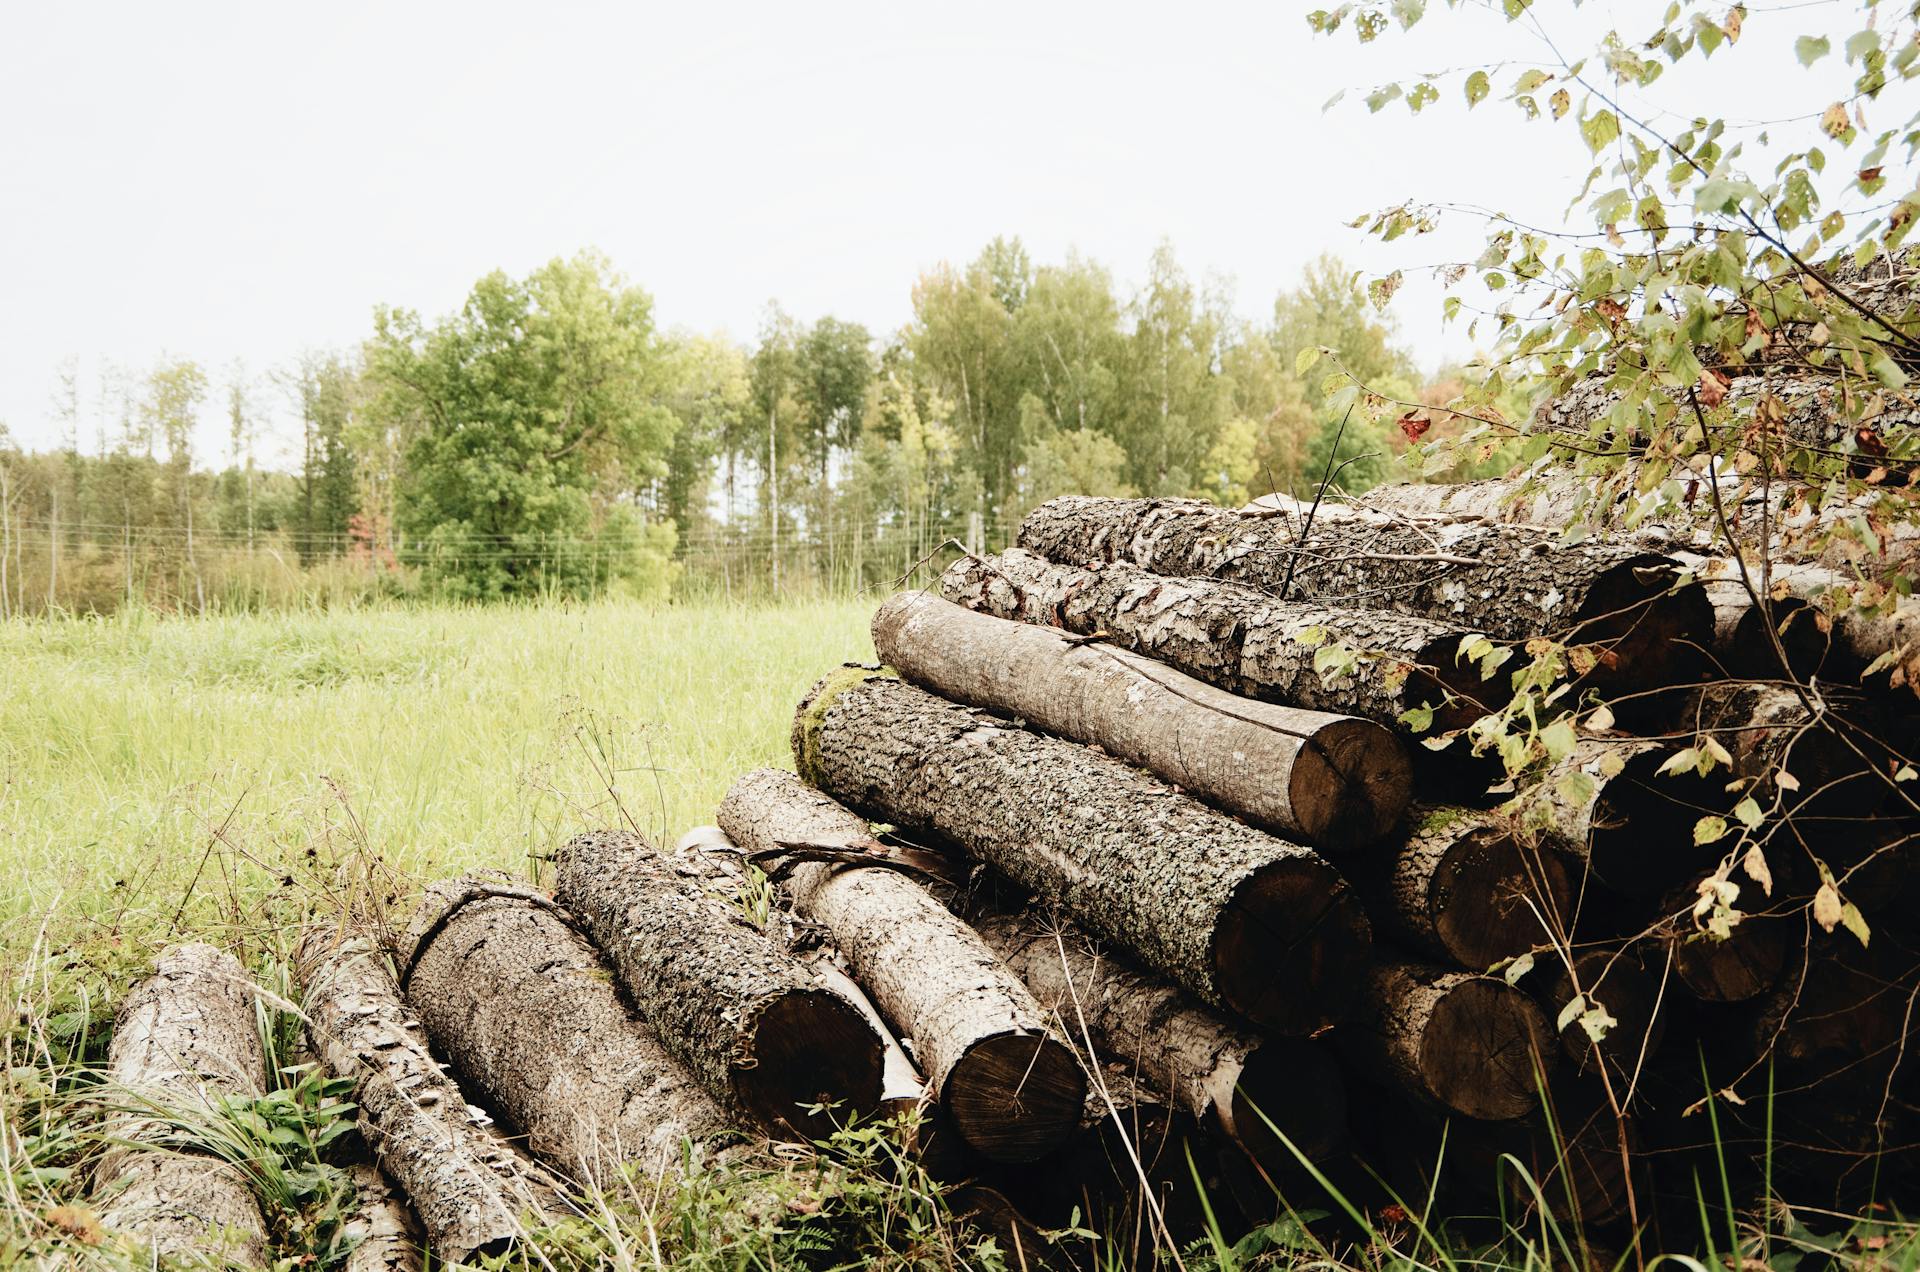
1502,950,1535,984
1840,902,1871,948
1550,88,1570,119
1587,703,1616,733
1694,815,1729,845
1812,882,1843,932
1732,796,1764,829
1775,768,1801,792
1742,844,1773,896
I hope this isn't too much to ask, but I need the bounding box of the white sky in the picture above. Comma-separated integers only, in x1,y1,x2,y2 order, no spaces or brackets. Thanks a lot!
0,1,1863,462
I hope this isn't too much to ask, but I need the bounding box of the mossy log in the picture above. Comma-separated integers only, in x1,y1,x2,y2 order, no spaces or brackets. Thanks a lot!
1361,805,1575,971
554,829,887,1139
939,548,1506,751
296,928,569,1262
794,670,1372,1035
872,591,1410,849
1344,960,1556,1121
715,768,1084,1163
93,943,271,1264
394,877,749,1182
1016,496,1711,704
967,905,1347,1184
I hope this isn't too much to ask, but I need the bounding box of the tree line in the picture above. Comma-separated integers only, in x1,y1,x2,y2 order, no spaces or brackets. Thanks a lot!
0,240,1483,614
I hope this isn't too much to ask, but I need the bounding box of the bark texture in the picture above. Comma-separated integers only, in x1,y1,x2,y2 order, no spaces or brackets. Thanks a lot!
968,906,1348,1181
393,877,747,1183
1346,960,1556,1121
1015,496,1710,702
554,829,887,1139
794,670,1371,1035
716,768,1085,1162
873,590,1410,849
94,943,271,1265
296,927,569,1263
1363,805,1575,971
944,547,1512,735
341,1161,424,1272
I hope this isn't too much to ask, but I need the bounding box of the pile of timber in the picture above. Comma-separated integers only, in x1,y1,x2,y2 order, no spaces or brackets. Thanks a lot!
86,486,1918,1264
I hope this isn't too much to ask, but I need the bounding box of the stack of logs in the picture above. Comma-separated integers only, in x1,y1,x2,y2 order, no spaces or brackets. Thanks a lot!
93,489,1919,1267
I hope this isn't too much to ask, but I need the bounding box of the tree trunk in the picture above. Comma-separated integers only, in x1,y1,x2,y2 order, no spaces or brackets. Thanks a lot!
341,1160,424,1272
941,548,1509,739
1017,496,1711,706
1361,805,1575,971
715,768,1085,1163
93,943,270,1265
392,877,748,1183
873,591,1410,849
966,905,1347,1185
794,669,1372,1035
1343,960,1556,1121
554,830,887,1140
295,928,569,1263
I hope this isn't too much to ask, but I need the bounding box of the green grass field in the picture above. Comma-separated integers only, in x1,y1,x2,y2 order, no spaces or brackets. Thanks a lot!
0,597,876,956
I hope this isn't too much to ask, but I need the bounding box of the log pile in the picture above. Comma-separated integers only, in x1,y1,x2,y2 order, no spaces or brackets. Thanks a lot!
86,480,1917,1264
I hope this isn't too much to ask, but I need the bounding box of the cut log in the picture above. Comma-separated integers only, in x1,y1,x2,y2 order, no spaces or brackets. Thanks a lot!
940,548,1506,745
1539,944,1671,1078
873,591,1410,849
1748,935,1920,1089
93,943,271,1264
794,669,1373,1035
1664,880,1790,1004
295,927,569,1262
1686,681,1881,813
1362,805,1574,971
715,768,1084,1163
554,829,886,1140
1016,496,1712,705
1345,960,1556,1121
393,876,749,1182
341,1160,424,1272
966,905,1347,1185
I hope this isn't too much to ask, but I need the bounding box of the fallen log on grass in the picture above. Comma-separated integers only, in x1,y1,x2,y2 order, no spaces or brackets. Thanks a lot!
94,943,271,1265
555,830,888,1140
872,591,1410,849
715,768,1085,1163
1344,960,1556,1122
967,906,1348,1180
794,670,1373,1035
1362,805,1575,971
296,928,570,1262
939,548,1504,762
393,877,749,1181
1016,496,1711,705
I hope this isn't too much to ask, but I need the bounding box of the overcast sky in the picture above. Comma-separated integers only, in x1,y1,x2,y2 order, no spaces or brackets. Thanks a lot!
0,1,1855,461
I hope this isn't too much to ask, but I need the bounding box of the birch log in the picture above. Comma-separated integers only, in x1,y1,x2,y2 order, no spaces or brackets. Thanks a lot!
967,906,1348,1182
715,768,1086,1163
939,549,1508,744
872,591,1410,849
1345,960,1556,1121
554,829,887,1139
296,928,569,1262
794,669,1372,1035
1016,496,1711,704
93,944,270,1265
1362,805,1575,971
394,877,747,1182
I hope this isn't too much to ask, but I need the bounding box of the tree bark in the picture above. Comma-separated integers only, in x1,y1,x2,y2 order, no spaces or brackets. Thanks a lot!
873,590,1410,849
966,906,1347,1185
942,548,1509,739
554,829,887,1140
794,669,1372,1035
1016,496,1711,704
392,877,749,1184
296,927,570,1263
341,1160,424,1272
93,943,271,1265
715,768,1085,1163
1344,960,1556,1121
1361,805,1575,971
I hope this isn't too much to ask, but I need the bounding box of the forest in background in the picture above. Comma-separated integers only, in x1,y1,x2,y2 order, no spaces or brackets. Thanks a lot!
0,241,1496,615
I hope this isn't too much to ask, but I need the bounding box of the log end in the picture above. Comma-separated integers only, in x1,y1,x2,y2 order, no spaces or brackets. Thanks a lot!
1431,829,1574,971
1589,747,1724,897
1673,917,1789,1003
1570,558,1714,710
1213,859,1372,1035
1227,1038,1349,1176
741,987,889,1139
942,1030,1088,1164
1419,977,1554,1121
1289,718,1413,849
792,664,893,788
